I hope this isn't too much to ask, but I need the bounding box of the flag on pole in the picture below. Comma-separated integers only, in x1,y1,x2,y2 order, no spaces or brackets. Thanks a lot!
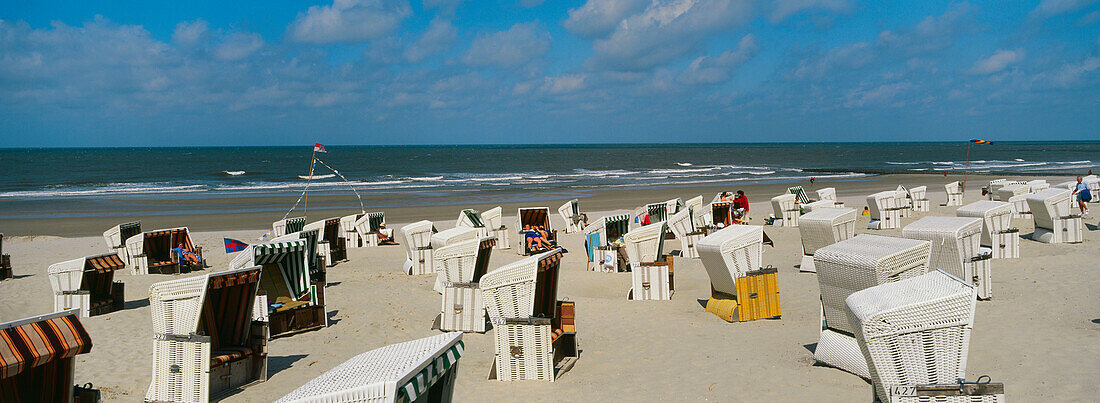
969,139,993,144
314,143,327,153
224,238,249,253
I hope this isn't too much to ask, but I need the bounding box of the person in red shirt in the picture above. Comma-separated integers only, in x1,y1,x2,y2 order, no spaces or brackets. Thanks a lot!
733,190,749,220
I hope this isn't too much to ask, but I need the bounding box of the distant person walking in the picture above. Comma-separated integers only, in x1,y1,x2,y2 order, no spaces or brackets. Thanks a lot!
1072,176,1090,216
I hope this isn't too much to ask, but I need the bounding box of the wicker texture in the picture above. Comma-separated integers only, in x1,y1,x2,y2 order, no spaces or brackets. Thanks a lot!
276,332,463,403
1027,188,1083,243
956,201,1017,259
800,199,836,214
340,214,364,249
696,225,764,297
1007,194,1032,218
48,253,125,318
667,207,703,259
867,191,904,229
909,186,929,212
435,237,495,332
799,207,857,256
557,200,582,234
103,220,140,265
944,182,963,206
480,251,545,320
492,322,553,381
845,271,977,403
125,227,195,275
400,221,436,276
481,207,510,250
625,221,671,300
771,194,799,227
903,217,990,299
995,184,1029,204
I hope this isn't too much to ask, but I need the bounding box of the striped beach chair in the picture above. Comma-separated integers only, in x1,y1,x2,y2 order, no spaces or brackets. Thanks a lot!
48,252,126,317
230,239,327,338
0,310,94,402
125,227,204,275
456,208,489,237
434,236,497,333
102,220,140,265
305,217,347,266
583,214,630,272
272,216,306,237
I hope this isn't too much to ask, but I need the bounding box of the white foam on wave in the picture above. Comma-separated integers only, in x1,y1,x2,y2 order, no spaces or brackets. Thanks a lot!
676,162,692,166
223,170,246,176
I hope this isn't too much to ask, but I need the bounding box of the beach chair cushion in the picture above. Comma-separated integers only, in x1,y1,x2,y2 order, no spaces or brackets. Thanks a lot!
211,347,253,367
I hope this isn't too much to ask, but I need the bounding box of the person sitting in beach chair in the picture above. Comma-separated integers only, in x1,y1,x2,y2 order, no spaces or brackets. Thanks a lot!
375,222,398,245
173,242,202,267
733,190,749,220
525,225,553,252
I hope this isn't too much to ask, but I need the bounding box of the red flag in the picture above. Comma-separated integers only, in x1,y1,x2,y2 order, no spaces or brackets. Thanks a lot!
314,143,327,153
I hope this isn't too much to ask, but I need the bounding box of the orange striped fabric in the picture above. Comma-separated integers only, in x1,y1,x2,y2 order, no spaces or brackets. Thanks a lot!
0,331,22,379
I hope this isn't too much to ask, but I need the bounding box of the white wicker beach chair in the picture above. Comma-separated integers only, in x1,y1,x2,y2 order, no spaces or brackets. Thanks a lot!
1085,175,1100,203
103,220,140,265
481,207,510,250
353,212,388,247
145,266,268,402
909,186,929,212
624,221,674,300
944,181,963,206
845,270,978,403
903,217,991,300
866,191,903,230
273,217,306,237
986,179,1007,200
125,227,203,275
813,234,931,378
48,253,126,318
957,201,1018,259
583,214,630,272
229,239,327,338
686,195,712,228
816,187,846,208
430,227,481,292
456,209,489,237
0,309,94,402
996,184,1029,209
306,217,348,266
516,207,556,255
1027,179,1049,193
667,207,706,259
697,225,765,296
340,213,365,249
771,193,800,227
797,207,857,273
480,249,577,381
1027,188,1083,243
1006,193,1031,219
400,221,437,276
272,229,325,284
434,236,496,333
275,332,464,403
557,199,583,234
894,186,913,218
799,199,836,214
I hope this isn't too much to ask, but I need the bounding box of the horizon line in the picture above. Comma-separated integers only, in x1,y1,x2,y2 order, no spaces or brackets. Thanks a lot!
2,140,1099,149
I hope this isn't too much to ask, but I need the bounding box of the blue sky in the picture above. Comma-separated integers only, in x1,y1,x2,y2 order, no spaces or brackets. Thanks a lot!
1,0,1098,146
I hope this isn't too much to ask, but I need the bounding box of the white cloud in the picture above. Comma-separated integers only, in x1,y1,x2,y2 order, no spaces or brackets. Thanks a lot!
588,0,754,71
542,74,588,94
770,0,850,23
463,22,550,68
844,81,915,107
172,19,209,47
970,49,1025,74
679,34,759,84
1029,0,1096,19
562,0,649,38
288,0,411,44
213,32,264,61
404,18,457,62
1033,56,1100,88
790,42,873,80
877,2,973,55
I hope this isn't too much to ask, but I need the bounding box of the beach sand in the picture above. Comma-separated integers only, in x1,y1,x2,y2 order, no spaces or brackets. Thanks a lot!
1,178,1097,401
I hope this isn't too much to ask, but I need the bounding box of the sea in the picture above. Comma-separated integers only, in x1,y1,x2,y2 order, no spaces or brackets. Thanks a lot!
0,142,1096,219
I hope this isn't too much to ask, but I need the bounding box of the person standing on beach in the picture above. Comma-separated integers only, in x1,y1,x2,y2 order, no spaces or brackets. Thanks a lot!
1072,176,1090,215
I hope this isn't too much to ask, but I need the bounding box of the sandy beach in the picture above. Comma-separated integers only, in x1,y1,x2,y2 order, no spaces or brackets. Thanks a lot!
2,176,1098,401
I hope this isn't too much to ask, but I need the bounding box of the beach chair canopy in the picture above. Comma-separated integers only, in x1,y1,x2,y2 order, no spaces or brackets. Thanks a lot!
275,332,464,403
518,207,552,231
400,220,437,259
0,310,93,400
436,236,497,284
667,207,696,236
457,209,485,228
817,187,837,201
482,207,504,230
481,249,563,320
712,202,733,226
646,203,668,222
956,201,1013,246
788,186,811,204
945,181,962,193
697,225,764,297
149,267,261,360
305,218,341,243
431,227,479,250
134,227,194,265
798,207,857,255
103,221,141,249
340,213,363,234
1027,188,1075,230
274,217,307,236
48,252,124,300
230,239,312,301
624,221,668,265
274,229,321,276
902,216,983,279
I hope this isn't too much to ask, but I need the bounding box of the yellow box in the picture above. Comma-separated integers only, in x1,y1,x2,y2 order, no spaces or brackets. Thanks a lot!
734,268,781,321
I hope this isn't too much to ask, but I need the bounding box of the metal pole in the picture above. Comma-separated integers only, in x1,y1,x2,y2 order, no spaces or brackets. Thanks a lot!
303,147,317,218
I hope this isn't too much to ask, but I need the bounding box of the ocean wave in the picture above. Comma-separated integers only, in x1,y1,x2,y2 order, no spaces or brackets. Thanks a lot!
223,170,246,176
676,162,692,166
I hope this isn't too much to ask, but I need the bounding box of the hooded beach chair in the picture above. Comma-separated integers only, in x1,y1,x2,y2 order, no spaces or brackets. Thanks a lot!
624,221,674,300
1085,175,1100,203
845,271,978,403
903,216,992,300
557,199,583,234
272,217,306,237
667,207,706,259
799,199,836,214
1027,188,1083,243
771,193,800,227
909,186,929,212
516,207,556,255
812,234,931,379
126,227,204,275
788,186,811,204
430,227,481,292
711,202,734,227
229,239,326,338
102,220,141,265
696,225,781,322
481,206,510,250
894,186,913,218
1007,193,1032,219
272,229,325,284
433,236,496,333
306,217,347,266
797,207,857,273
48,252,126,317
274,332,464,403
340,213,365,248
0,233,10,281
353,212,389,247
456,209,489,237
145,266,268,402
1027,179,1049,193
957,201,1019,259
987,179,1024,200
866,191,904,230
997,184,1030,216
480,249,578,381
400,221,437,276
816,187,846,207
583,214,630,272
944,181,964,206
686,195,712,228
0,310,94,402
